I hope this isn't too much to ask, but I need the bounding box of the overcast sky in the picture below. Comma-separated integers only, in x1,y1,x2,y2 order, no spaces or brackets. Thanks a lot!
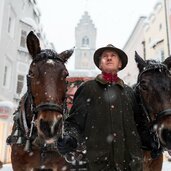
37,0,158,53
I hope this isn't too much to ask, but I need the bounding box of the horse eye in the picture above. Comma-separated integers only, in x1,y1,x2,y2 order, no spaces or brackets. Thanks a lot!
140,83,148,91
140,81,148,91
29,70,34,77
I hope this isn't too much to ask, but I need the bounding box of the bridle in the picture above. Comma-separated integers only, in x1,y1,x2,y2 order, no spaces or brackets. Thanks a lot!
136,62,171,126
27,49,68,116
22,49,68,152
135,62,171,151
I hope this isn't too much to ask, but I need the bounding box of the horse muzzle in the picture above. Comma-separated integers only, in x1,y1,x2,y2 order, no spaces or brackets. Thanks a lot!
37,115,63,143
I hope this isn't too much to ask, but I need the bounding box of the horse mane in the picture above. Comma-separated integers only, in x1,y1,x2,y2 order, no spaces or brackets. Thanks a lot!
140,59,168,76
146,59,160,65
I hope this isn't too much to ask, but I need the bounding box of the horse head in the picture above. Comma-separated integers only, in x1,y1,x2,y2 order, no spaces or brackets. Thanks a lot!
135,51,171,150
26,31,73,144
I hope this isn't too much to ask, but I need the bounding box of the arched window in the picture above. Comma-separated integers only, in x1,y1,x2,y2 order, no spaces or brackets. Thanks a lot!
82,36,89,47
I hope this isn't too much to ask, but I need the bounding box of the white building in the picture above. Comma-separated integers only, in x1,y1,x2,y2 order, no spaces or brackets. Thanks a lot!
120,16,146,86
0,0,52,164
67,11,100,78
0,0,51,105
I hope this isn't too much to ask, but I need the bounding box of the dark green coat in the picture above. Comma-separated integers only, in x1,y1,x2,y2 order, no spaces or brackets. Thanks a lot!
65,75,143,171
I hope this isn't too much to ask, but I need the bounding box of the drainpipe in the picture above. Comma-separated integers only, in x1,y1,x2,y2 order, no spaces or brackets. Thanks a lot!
164,0,170,56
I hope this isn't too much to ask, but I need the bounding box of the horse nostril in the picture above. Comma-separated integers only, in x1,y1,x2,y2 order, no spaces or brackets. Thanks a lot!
40,119,52,138
161,129,171,149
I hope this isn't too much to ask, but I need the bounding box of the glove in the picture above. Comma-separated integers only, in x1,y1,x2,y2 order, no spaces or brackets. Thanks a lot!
57,135,77,155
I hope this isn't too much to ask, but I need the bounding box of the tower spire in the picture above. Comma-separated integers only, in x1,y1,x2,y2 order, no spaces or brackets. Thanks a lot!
84,0,88,11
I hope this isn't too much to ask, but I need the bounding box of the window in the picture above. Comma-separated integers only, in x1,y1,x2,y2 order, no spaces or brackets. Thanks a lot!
156,49,164,62
3,66,8,86
148,37,151,44
3,59,12,89
8,17,11,33
16,62,28,96
82,36,89,47
16,75,24,94
7,6,16,37
20,30,27,48
159,23,162,31
161,50,164,62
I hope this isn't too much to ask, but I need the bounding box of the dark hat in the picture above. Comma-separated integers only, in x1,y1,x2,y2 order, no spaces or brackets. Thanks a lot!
93,44,128,70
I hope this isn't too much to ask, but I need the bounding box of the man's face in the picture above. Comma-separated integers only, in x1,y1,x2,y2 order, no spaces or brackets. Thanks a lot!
99,50,122,74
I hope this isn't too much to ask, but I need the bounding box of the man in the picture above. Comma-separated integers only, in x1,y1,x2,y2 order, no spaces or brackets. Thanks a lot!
58,44,143,170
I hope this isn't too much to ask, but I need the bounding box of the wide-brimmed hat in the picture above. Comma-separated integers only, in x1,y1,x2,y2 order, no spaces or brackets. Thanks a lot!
93,44,128,70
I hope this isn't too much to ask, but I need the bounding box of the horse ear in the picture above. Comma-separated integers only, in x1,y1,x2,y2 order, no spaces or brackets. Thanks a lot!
135,51,147,72
58,47,74,63
163,56,171,70
26,31,41,58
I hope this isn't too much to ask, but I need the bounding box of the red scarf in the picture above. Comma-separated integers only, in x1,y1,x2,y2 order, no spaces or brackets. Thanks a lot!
102,72,119,83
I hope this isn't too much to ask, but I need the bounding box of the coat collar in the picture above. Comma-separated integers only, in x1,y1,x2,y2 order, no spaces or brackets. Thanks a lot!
95,74,124,87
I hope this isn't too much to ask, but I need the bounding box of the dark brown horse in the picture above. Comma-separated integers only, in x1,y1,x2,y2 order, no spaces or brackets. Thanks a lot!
135,52,171,171
7,31,74,171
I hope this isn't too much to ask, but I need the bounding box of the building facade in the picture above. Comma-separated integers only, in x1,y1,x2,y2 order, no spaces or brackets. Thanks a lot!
0,0,52,104
0,0,51,163
120,17,146,85
144,1,166,61
122,0,169,86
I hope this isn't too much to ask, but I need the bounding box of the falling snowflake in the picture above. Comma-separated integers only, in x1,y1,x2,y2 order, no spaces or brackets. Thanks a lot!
61,166,68,171
40,165,45,169
86,98,91,102
153,124,158,131
47,59,55,65
107,134,113,143
111,105,114,109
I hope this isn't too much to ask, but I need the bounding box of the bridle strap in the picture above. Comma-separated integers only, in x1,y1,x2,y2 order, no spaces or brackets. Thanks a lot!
134,83,153,123
156,109,171,122
20,93,30,137
35,102,63,114
27,74,64,115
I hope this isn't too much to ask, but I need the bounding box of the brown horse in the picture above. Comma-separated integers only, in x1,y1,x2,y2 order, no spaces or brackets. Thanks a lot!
7,31,74,171
135,52,171,171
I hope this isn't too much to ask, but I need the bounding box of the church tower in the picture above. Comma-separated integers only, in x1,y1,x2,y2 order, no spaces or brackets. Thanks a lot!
74,11,96,70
